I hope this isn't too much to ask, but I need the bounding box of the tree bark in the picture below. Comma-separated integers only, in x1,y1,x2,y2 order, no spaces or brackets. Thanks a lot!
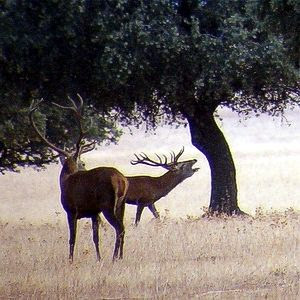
186,108,244,215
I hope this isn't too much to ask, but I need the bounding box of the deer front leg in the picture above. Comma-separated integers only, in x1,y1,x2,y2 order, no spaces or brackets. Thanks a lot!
148,203,160,219
135,205,145,226
91,215,101,261
67,214,77,263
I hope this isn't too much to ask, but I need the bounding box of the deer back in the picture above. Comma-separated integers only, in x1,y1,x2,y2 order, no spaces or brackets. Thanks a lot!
60,165,128,218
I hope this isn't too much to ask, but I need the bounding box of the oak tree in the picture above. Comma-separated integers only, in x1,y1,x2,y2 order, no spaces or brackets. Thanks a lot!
1,0,299,214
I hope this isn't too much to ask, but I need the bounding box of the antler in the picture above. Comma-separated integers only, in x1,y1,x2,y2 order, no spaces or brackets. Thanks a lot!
29,99,70,158
52,94,83,116
30,95,92,160
131,147,185,169
52,94,85,160
170,147,184,164
131,152,168,167
79,141,96,155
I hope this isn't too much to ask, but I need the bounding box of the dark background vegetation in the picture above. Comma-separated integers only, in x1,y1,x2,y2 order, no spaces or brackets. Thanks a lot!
0,0,299,214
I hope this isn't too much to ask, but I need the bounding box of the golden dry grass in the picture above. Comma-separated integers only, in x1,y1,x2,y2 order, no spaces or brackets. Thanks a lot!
0,210,299,299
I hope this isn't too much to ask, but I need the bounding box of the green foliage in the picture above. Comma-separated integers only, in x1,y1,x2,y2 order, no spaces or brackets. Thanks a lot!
0,0,299,173
254,0,300,67
0,101,56,173
93,0,299,117
0,98,121,174
0,0,125,173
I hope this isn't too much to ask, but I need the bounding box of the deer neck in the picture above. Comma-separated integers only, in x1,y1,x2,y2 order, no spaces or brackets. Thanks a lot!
154,171,184,198
59,158,78,187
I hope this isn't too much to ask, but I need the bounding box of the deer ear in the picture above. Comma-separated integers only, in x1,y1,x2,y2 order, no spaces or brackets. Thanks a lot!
172,162,186,171
168,165,179,171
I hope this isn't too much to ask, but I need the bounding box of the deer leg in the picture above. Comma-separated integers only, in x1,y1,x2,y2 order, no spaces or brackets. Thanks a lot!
67,214,77,263
103,210,125,261
115,204,125,259
148,203,160,219
135,205,145,226
91,215,101,261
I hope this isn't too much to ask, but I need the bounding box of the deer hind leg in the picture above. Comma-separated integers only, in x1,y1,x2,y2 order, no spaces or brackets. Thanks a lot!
115,203,125,259
91,215,101,261
135,205,145,226
103,209,125,261
148,203,160,219
67,214,77,263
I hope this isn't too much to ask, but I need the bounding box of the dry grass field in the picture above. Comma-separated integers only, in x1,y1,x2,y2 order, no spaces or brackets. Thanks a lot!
0,212,299,299
1,108,300,298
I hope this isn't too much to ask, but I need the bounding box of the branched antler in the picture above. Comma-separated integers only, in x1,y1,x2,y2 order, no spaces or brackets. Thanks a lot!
80,141,96,155
131,147,185,169
29,99,70,158
29,94,93,160
131,152,166,167
52,93,83,116
173,147,184,163
52,94,85,159
30,98,44,112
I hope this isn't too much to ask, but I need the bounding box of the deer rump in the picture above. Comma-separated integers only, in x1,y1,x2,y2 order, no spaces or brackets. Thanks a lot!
61,167,127,218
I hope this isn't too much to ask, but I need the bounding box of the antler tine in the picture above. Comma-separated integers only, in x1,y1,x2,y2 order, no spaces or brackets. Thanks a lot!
130,154,140,165
52,94,83,116
66,94,85,160
52,97,77,114
67,95,79,113
30,98,44,111
140,152,149,160
141,152,160,166
162,154,168,165
131,152,166,167
155,153,163,164
29,99,70,158
74,119,84,160
52,101,75,112
79,141,96,156
170,151,176,164
155,153,170,166
131,153,149,165
76,93,84,112
52,94,86,160
174,147,185,163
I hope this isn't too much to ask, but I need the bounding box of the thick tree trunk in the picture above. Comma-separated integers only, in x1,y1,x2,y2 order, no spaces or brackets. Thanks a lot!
186,109,244,215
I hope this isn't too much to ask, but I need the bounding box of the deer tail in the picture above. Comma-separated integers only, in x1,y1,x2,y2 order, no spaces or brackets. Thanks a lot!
112,174,129,215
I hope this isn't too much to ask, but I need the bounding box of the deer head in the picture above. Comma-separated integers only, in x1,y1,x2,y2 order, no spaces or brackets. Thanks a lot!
58,141,95,170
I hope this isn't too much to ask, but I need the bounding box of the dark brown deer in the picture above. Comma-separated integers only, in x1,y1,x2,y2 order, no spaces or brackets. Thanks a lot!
29,95,128,262
127,148,199,225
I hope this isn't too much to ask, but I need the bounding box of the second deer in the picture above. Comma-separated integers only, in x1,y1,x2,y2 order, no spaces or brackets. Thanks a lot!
127,148,199,225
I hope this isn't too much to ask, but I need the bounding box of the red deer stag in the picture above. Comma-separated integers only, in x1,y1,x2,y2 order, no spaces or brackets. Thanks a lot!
29,95,128,262
127,148,199,225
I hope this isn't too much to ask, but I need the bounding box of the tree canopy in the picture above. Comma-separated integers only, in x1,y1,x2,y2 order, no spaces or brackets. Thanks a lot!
1,0,299,213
